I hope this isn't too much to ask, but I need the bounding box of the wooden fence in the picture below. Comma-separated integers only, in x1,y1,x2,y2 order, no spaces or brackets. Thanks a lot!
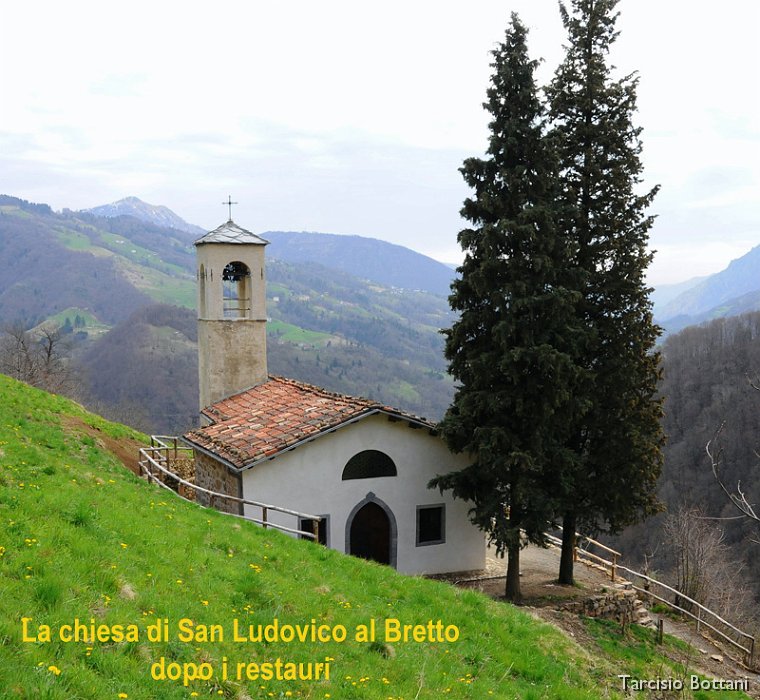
138,441,323,541
550,529,756,669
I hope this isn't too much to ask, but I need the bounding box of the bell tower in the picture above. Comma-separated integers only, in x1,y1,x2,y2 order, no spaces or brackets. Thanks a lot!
195,217,269,410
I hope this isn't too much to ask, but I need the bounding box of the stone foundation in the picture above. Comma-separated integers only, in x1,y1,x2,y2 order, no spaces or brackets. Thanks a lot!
561,584,643,625
194,451,243,515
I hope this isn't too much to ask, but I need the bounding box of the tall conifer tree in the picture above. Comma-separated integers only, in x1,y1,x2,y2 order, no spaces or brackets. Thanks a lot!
432,14,583,602
546,0,664,584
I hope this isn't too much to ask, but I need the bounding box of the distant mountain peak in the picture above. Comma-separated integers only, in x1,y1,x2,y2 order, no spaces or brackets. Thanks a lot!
83,197,205,237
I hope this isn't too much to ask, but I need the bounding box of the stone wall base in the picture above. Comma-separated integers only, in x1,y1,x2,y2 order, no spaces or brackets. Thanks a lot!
561,584,647,625
194,451,243,515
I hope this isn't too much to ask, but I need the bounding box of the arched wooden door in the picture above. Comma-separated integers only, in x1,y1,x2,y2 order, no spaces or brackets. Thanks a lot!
349,502,391,565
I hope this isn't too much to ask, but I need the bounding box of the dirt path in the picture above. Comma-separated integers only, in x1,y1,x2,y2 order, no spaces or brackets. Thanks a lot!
61,415,146,476
453,543,760,697
456,542,614,605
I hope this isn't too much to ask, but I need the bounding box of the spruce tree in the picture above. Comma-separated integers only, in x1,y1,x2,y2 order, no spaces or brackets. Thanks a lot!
431,14,583,602
546,0,664,584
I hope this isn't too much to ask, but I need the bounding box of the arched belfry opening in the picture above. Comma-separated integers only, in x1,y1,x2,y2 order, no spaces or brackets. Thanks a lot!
222,261,251,319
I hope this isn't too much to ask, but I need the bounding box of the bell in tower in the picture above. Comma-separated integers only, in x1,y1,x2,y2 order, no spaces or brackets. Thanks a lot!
195,216,269,412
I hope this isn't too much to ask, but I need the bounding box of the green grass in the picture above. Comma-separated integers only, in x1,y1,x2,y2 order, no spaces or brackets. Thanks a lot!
43,308,112,337
268,320,335,346
0,374,751,699
114,258,196,309
583,619,751,699
52,227,99,253
387,380,421,405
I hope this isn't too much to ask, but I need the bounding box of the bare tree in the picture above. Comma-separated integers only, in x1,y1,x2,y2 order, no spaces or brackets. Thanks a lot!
0,322,74,394
664,506,757,625
665,506,724,606
707,422,760,538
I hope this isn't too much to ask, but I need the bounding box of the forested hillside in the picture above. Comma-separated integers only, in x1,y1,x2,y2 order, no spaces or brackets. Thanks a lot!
264,230,455,297
615,312,760,618
0,195,456,432
77,302,454,435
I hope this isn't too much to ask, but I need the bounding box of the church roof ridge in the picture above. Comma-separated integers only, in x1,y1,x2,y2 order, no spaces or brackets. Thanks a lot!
183,375,436,471
194,219,270,246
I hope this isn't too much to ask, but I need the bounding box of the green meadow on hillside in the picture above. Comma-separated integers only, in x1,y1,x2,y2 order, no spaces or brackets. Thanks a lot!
0,375,750,699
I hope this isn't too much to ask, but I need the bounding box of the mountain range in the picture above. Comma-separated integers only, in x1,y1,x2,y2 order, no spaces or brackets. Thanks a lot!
0,195,456,431
4,192,760,428
652,246,760,334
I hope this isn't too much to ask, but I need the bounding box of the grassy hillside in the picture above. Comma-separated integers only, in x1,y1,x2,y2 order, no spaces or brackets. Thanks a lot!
0,377,750,699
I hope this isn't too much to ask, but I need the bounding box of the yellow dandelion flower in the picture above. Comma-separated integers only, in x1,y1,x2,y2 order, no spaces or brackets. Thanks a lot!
47,665,61,675
118,694,128,699
120,543,128,548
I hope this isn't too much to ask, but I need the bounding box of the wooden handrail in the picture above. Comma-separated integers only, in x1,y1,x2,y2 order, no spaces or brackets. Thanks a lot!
549,528,756,667
139,446,322,540
143,466,317,538
556,525,622,557
616,565,754,643
628,584,753,657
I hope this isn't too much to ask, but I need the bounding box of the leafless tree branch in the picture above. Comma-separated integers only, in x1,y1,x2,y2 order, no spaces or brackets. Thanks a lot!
706,422,760,530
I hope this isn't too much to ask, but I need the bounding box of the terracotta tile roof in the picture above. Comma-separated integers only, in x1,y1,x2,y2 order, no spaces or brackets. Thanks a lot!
183,376,435,471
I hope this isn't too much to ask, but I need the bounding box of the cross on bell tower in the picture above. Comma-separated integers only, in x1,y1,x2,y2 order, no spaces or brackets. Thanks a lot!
222,195,238,222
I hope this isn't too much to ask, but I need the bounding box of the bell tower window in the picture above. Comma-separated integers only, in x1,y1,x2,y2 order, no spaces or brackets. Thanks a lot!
222,261,251,318
198,264,207,318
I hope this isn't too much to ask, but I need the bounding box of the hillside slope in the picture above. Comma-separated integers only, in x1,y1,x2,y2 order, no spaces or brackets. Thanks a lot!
0,196,454,428
264,230,455,298
1,375,744,699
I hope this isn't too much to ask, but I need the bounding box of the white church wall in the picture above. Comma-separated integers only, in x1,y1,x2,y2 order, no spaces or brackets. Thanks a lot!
240,414,486,575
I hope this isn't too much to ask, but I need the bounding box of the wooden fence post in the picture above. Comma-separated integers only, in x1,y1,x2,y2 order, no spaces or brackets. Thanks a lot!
312,519,320,543
262,507,268,530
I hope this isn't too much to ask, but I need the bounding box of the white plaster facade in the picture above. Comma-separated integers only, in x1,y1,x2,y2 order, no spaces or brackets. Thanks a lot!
239,414,486,575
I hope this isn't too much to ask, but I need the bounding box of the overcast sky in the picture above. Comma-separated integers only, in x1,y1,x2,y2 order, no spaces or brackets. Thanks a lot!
2,1,758,285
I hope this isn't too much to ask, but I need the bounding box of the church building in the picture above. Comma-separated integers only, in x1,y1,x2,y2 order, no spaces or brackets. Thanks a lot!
182,217,485,576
